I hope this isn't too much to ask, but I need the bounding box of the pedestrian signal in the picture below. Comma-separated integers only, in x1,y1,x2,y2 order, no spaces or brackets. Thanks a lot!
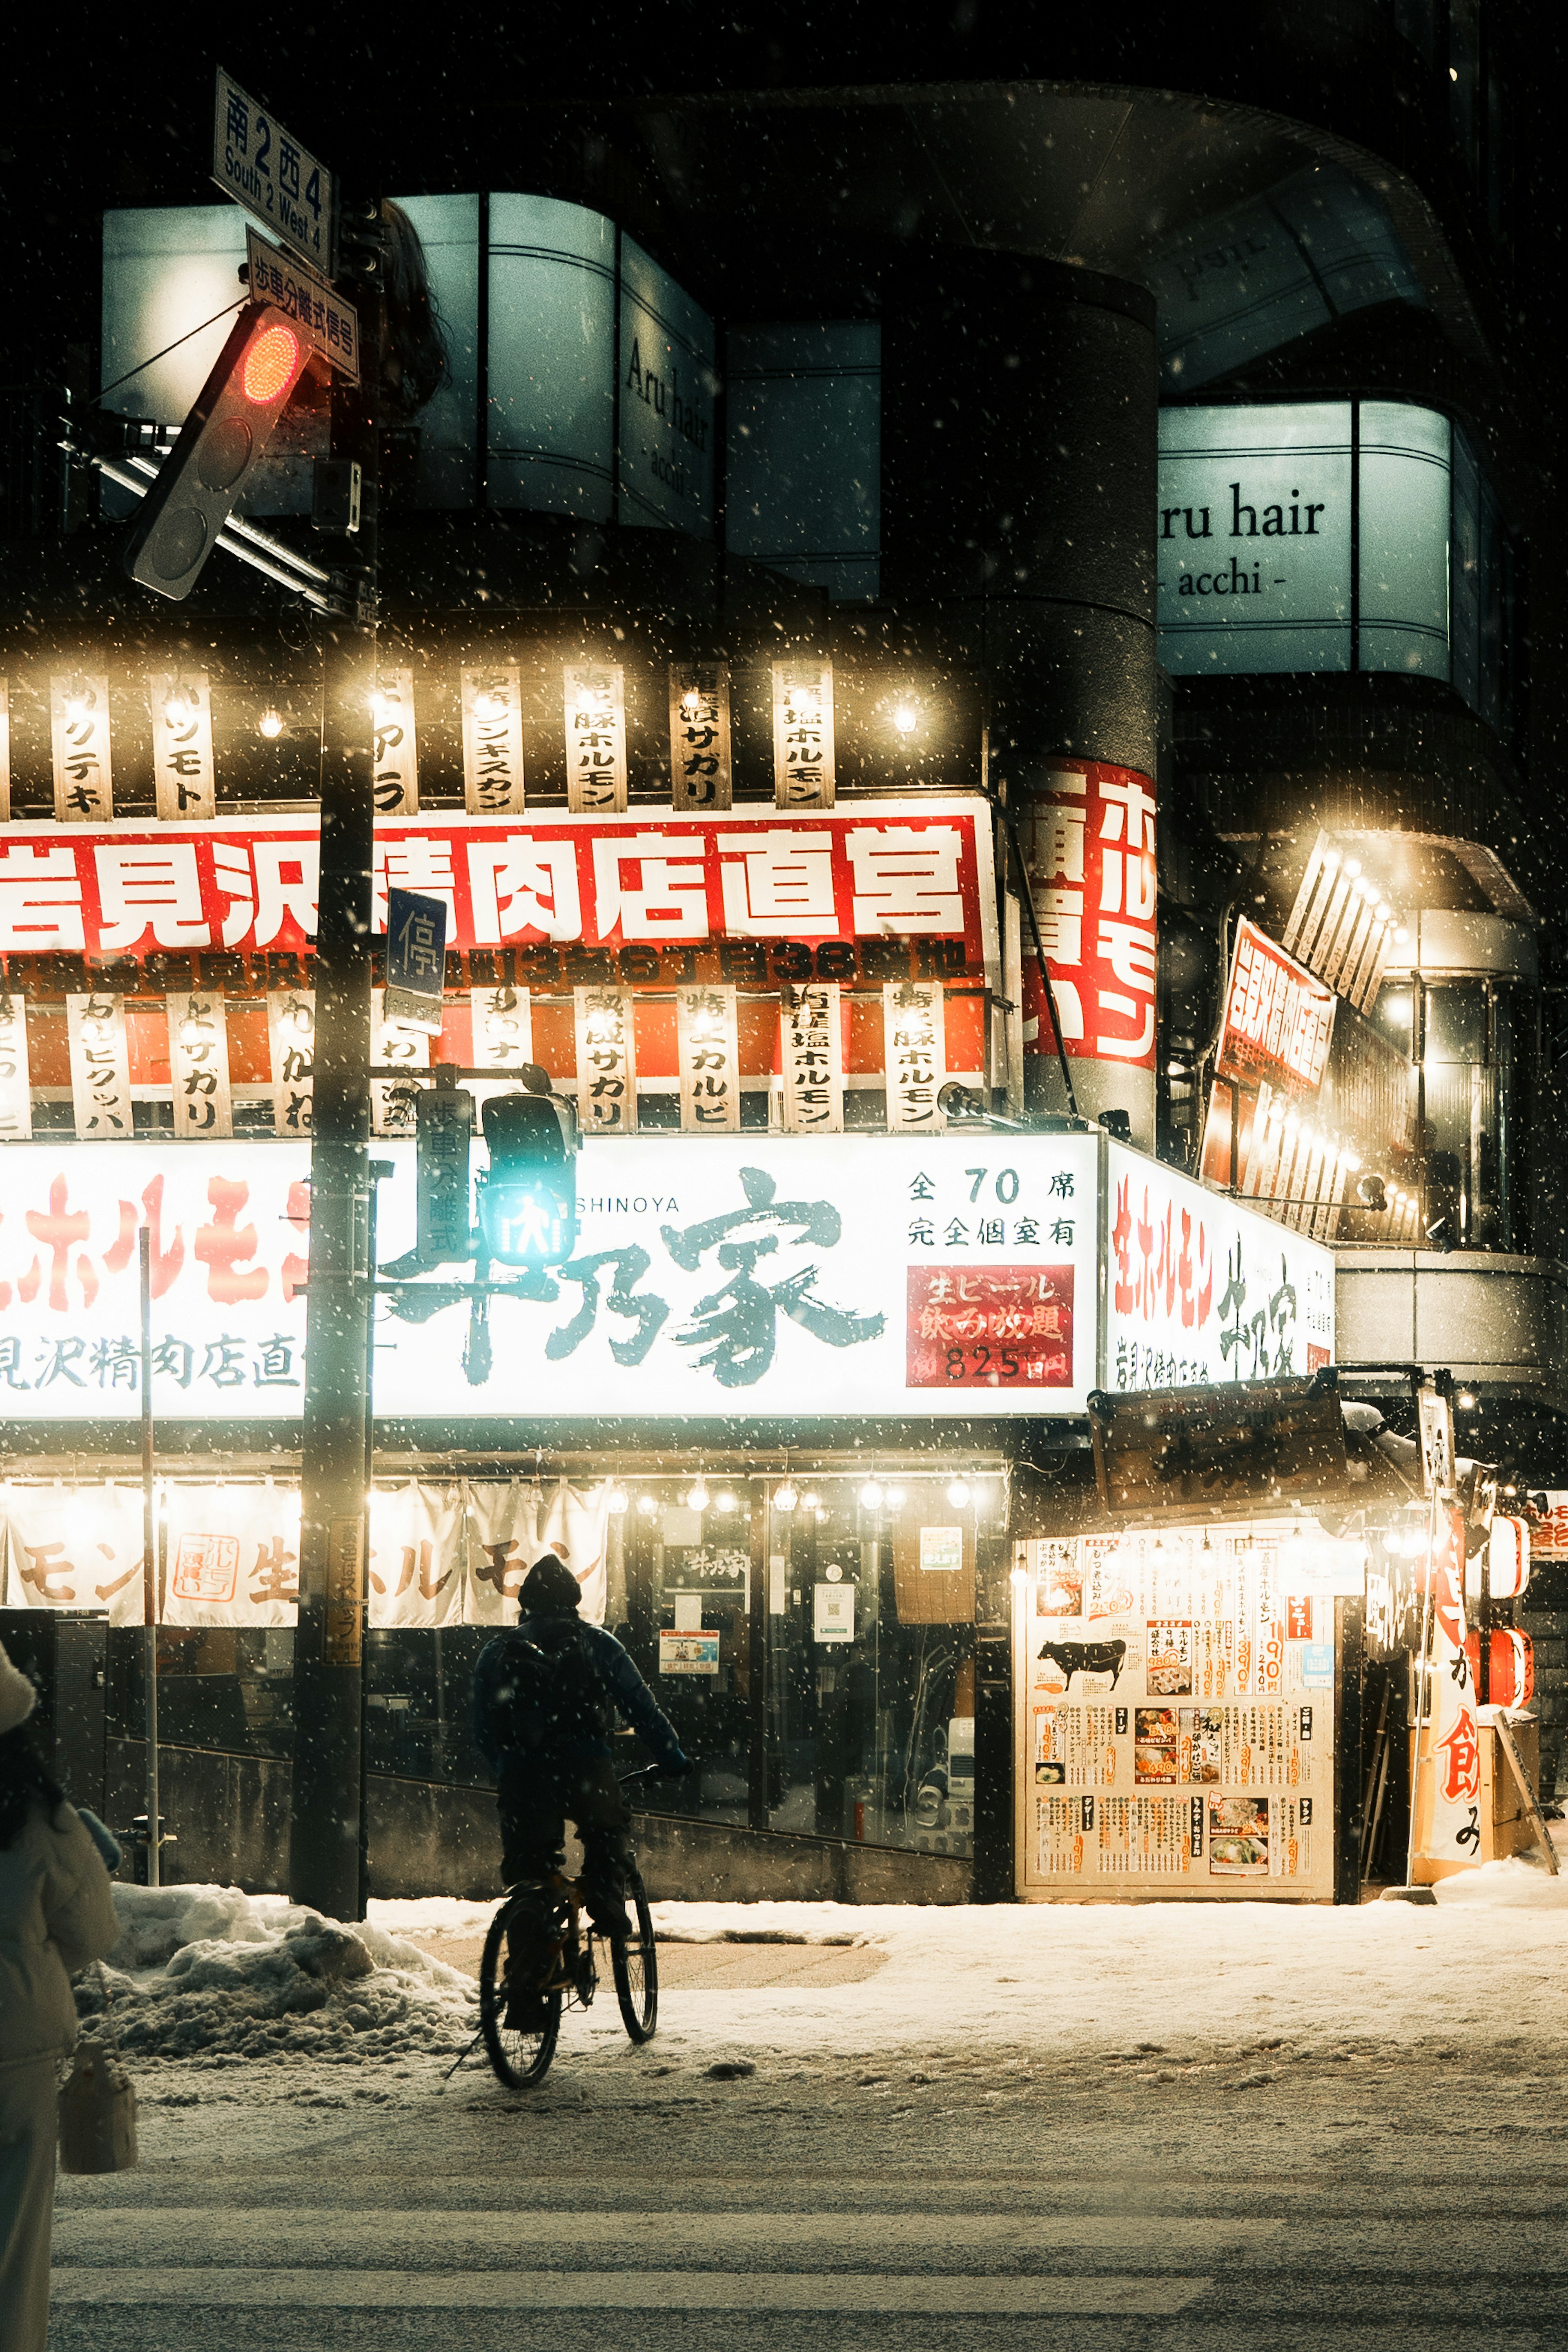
122,303,311,600
477,1088,577,1270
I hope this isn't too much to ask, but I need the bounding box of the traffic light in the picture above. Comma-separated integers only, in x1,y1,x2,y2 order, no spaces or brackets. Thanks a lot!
476,1090,578,1270
122,303,312,599
415,1081,473,1262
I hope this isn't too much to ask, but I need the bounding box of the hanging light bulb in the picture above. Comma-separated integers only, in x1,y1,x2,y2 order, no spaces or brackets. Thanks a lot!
257,707,285,739
892,702,919,736
860,1479,884,1510
800,1488,820,1513
715,1487,738,1513
886,1483,906,1508
773,1478,798,1512
946,1477,971,1506
603,1479,628,1516
637,1493,659,1518
686,1478,709,1512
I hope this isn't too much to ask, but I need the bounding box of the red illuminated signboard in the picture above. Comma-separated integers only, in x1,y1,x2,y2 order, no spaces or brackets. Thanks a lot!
1216,918,1336,1101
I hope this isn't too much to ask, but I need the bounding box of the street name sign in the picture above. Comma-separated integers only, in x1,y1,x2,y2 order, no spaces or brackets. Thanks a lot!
213,67,335,274
245,228,360,383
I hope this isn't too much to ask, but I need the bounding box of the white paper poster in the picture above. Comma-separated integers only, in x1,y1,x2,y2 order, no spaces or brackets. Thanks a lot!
51,674,113,822
676,984,740,1133
267,991,315,1138
461,666,526,814
660,1628,721,1675
167,994,233,1138
149,672,216,822
0,992,31,1140
368,1483,464,1628
668,665,732,810
372,668,419,814
66,993,133,1140
564,664,628,814
814,1581,855,1643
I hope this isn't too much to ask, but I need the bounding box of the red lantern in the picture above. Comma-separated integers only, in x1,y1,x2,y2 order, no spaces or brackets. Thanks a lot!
1464,1629,1534,1708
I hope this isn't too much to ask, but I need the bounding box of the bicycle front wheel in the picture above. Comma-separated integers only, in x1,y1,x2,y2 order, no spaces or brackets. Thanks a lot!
610,1866,658,2043
479,1899,562,2090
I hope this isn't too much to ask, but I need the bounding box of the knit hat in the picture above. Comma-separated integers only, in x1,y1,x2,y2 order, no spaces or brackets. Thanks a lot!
519,1555,583,1614
0,1642,38,1737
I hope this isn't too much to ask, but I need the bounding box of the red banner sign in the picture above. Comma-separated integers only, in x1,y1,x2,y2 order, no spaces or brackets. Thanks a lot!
1020,761,1157,1073
0,802,995,982
1217,918,1336,1101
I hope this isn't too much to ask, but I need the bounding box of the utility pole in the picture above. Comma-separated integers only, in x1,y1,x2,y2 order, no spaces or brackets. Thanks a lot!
288,200,384,1920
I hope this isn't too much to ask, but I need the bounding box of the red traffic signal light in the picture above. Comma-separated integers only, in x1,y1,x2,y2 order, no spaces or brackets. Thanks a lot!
122,303,311,601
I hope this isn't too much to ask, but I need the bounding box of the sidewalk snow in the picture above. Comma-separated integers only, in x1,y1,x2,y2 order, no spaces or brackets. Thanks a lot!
93,1884,477,2062
87,1853,1568,2071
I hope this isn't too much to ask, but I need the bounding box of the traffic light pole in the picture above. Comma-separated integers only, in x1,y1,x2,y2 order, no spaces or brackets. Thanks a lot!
288,207,384,1920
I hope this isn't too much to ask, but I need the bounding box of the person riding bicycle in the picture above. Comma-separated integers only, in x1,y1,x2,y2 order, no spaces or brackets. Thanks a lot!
472,1555,688,2014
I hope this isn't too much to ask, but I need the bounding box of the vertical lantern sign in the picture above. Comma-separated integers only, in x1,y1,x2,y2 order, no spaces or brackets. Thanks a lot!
371,669,419,813
371,993,429,1138
780,982,843,1133
676,984,740,1131
149,671,216,821
883,980,946,1132
268,991,316,1136
461,666,526,813
564,664,628,813
1421,1504,1483,1870
772,660,835,808
67,992,133,1138
0,991,31,1138
50,674,114,822
0,676,11,821
573,988,637,1133
668,664,732,809
167,993,234,1137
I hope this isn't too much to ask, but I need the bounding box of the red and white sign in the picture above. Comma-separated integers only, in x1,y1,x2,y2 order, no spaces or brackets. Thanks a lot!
1021,761,1156,1072
0,802,995,975
1217,918,1336,1101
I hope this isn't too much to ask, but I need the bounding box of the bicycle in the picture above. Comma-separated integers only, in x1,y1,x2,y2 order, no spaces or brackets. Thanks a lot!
477,1765,662,2091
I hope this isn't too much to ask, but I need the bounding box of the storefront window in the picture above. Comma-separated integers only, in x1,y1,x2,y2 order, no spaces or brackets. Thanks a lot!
1370,976,1535,1251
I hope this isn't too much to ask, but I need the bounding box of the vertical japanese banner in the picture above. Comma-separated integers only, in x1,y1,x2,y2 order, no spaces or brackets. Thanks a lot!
50,673,113,822
4,1486,147,1622
461,666,526,813
0,992,32,1139
564,664,628,813
668,664,733,810
780,981,844,1133
771,660,835,808
267,991,315,1138
163,1484,302,1628
573,987,638,1133
1022,762,1157,1072
367,1483,465,1628
148,671,216,822
465,1481,543,1626
470,984,534,1125
882,980,947,1132
1422,1504,1483,1869
372,668,419,814
166,993,234,1139
0,676,11,820
371,991,428,1139
66,993,132,1140
676,984,741,1132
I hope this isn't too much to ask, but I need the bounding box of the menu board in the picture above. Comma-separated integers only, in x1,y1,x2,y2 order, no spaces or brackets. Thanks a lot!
1015,1521,1336,1901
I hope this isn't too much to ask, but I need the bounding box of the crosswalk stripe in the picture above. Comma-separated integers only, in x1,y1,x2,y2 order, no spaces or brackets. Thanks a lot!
50,2267,1213,2314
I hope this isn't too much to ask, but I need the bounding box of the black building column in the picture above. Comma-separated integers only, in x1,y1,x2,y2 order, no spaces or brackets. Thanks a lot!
882,253,1159,1138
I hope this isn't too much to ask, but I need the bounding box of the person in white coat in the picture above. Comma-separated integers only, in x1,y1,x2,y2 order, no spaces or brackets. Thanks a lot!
0,1641,122,2352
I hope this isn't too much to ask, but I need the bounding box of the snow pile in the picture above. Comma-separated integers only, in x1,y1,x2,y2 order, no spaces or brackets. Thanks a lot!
85,1883,478,2062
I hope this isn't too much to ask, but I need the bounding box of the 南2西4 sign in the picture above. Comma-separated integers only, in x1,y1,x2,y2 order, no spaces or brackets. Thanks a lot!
213,68,335,274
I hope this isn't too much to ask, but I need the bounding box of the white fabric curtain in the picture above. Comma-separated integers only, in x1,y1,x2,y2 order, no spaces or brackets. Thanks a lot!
463,1481,541,1626
3,1485,147,1624
367,1482,465,1629
162,1485,301,1628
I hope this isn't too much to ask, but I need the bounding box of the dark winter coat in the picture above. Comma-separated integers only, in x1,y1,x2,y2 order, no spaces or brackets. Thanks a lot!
472,1616,686,1776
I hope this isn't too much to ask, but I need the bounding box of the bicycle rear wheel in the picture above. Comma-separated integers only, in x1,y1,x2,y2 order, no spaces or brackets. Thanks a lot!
610,1866,658,2043
479,1898,562,2089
